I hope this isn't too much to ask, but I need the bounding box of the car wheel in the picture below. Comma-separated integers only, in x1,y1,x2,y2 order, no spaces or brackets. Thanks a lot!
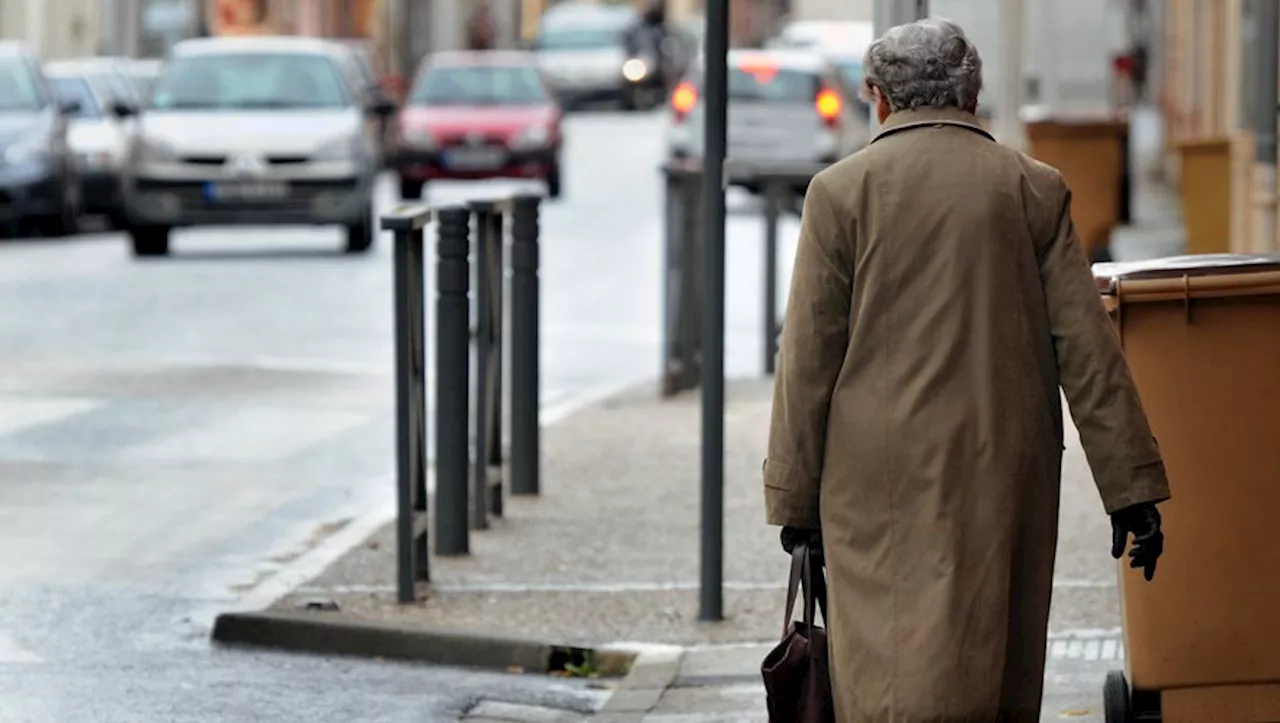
345,208,375,254
398,177,424,200
130,226,170,257
547,164,563,200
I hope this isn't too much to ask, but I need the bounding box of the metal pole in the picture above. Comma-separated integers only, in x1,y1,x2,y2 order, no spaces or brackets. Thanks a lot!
510,194,542,496
700,0,729,623
488,208,506,518
470,203,493,531
762,181,780,376
1255,0,1279,253
384,206,432,601
435,206,471,556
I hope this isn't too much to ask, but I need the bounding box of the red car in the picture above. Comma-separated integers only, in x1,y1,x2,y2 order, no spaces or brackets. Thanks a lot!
394,51,564,200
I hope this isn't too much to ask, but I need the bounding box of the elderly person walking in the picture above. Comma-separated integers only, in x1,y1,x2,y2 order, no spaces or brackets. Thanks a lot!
764,18,1170,722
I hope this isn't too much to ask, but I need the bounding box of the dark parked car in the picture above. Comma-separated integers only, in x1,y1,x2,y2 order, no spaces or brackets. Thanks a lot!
0,42,81,236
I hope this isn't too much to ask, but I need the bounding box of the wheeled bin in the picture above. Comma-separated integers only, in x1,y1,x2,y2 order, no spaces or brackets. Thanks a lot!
1093,254,1280,722
1025,110,1130,263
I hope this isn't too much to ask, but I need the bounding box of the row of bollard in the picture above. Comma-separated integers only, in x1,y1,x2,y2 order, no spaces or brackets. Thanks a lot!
381,194,542,604
659,160,825,396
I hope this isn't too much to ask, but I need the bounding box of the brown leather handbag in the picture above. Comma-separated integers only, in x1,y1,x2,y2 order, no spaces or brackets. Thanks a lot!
761,543,835,723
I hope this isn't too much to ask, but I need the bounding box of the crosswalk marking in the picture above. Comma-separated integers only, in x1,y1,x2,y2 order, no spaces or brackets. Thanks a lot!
0,397,98,437
122,406,372,463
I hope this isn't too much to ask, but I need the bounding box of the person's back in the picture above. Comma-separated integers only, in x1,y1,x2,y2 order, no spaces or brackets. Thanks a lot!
764,18,1170,723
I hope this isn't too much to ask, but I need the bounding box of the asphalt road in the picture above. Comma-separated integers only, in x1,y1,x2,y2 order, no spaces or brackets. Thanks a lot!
0,109,799,722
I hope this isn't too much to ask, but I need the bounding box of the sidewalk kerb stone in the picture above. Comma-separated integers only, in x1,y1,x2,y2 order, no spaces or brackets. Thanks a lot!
595,643,685,718
211,610,558,672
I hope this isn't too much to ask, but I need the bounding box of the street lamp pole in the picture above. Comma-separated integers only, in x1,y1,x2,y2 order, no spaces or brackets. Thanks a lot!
698,0,730,623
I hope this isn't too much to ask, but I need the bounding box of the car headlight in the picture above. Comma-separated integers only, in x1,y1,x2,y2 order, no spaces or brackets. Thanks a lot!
399,126,435,149
313,133,365,161
3,135,52,165
135,135,176,164
510,124,552,150
622,58,649,83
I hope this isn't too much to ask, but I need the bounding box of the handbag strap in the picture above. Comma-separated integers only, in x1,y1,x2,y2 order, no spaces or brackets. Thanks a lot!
781,543,830,639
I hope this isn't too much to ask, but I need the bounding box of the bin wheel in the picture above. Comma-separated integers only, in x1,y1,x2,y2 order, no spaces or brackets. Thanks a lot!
1104,670,1131,723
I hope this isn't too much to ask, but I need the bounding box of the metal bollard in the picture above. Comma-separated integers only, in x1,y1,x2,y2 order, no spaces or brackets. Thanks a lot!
509,194,541,496
762,181,782,376
660,163,704,397
469,200,506,528
435,206,471,556
382,205,432,603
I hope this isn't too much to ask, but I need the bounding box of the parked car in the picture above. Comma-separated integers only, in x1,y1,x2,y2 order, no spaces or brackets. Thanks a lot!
45,62,131,227
0,42,81,236
394,51,564,200
533,4,640,109
60,57,145,109
111,36,396,257
666,49,869,193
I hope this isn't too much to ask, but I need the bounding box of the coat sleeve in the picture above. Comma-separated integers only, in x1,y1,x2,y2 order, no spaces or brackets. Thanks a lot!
764,174,852,529
1038,178,1172,514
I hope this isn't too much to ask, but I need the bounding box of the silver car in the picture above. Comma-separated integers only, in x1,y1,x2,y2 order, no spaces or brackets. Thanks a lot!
112,36,396,257
666,49,870,192
534,4,638,109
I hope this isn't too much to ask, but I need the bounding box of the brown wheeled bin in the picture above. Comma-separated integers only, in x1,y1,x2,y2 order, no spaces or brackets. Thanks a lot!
1093,254,1280,723
1026,111,1130,263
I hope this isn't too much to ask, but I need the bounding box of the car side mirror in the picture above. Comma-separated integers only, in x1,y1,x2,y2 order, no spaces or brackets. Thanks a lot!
108,100,138,119
369,96,398,117
58,98,82,116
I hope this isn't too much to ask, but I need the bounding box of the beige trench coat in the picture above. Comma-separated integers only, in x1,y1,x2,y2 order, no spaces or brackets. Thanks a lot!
764,108,1172,722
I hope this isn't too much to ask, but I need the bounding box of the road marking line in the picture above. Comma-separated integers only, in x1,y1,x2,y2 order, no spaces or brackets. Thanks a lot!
1101,639,1118,660
0,397,99,437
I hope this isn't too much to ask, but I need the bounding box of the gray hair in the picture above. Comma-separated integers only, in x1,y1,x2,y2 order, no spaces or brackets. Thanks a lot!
862,18,983,113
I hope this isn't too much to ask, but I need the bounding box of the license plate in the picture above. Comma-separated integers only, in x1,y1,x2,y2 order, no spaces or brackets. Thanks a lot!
443,147,505,171
204,181,289,202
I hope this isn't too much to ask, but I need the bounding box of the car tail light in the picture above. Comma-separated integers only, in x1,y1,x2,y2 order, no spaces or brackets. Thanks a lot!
671,81,697,122
816,87,842,129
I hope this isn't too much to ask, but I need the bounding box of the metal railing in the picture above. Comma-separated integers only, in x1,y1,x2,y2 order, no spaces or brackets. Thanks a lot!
659,159,826,395
380,194,543,604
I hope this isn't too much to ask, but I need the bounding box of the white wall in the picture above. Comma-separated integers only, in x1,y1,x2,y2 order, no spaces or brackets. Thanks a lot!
1,0,100,57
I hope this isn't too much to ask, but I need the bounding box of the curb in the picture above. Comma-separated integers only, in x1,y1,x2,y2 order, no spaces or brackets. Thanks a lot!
589,643,686,722
212,610,590,674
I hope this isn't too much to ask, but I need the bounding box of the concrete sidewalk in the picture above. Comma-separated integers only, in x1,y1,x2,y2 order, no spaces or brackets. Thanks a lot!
270,378,1129,722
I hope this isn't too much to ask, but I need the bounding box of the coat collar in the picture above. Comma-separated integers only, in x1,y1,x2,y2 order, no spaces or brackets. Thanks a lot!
870,107,995,144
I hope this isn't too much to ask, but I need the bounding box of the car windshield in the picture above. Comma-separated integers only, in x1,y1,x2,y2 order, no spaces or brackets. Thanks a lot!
411,65,547,106
537,24,625,50
0,58,44,111
728,64,819,103
150,52,351,111
49,76,102,119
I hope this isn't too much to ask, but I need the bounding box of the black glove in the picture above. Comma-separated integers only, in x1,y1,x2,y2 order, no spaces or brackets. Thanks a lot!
781,527,823,566
1110,502,1164,581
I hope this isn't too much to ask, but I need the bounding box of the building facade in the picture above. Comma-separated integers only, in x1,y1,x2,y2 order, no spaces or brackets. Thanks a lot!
0,0,101,58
